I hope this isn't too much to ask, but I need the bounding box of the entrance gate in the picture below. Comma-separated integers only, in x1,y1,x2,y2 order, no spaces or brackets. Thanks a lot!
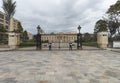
36,25,82,50
36,33,82,50
41,34,77,49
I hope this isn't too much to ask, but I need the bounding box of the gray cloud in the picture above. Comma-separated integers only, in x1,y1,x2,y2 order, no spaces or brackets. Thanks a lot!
0,0,118,34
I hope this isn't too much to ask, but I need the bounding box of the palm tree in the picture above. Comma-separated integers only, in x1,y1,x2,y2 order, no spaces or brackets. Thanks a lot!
2,0,16,31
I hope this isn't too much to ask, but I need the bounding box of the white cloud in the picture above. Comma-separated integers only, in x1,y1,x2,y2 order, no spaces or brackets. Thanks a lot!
0,0,118,34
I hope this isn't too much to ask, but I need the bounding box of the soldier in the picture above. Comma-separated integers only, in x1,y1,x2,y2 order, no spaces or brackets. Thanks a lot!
69,43,72,50
49,43,52,50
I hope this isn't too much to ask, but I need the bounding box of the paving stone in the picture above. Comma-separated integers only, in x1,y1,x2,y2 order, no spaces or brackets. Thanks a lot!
0,50,119,83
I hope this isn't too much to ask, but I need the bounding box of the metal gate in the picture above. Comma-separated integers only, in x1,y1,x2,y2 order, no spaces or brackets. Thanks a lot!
41,34,77,49
36,26,82,50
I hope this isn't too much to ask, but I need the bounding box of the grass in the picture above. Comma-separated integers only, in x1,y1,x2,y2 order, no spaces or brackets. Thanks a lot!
19,41,98,48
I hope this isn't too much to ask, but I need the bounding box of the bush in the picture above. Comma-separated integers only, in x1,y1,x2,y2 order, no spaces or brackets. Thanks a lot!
19,41,36,48
82,42,98,47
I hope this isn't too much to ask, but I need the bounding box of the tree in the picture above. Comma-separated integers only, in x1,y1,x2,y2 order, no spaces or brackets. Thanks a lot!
103,0,120,46
82,33,94,42
0,26,6,32
17,22,23,33
50,32,55,34
22,30,29,41
94,19,108,41
94,19,108,33
2,0,16,31
106,0,120,36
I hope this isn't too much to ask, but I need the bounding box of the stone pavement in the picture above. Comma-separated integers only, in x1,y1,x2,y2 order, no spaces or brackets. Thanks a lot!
0,50,120,83
107,48,120,53
17,46,100,51
0,48,11,52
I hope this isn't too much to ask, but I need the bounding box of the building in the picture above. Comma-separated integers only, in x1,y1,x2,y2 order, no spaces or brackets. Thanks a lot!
41,32,77,43
0,11,20,46
0,11,19,31
27,32,33,40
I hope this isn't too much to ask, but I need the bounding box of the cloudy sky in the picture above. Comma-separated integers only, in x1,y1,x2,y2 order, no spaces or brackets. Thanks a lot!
0,0,118,34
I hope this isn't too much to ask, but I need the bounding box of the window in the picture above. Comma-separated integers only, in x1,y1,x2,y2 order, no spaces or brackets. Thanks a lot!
5,26,9,30
5,16,9,21
6,21,9,24
103,34,107,36
9,35,14,37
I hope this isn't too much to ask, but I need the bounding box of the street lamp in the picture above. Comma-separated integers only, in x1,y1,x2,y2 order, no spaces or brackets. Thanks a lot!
58,35,61,49
78,25,81,34
37,25,41,34
36,25,42,50
77,25,82,49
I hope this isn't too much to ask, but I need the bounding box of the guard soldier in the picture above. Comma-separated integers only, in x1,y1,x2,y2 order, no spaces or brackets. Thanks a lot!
49,43,52,51
69,43,72,50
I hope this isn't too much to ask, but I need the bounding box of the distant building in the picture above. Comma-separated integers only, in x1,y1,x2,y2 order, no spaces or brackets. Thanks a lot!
41,32,77,43
0,11,20,31
27,32,33,40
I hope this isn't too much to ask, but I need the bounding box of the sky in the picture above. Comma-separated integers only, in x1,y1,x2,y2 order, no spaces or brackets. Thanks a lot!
0,0,118,34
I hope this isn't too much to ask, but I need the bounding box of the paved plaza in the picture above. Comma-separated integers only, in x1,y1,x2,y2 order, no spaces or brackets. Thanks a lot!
0,50,120,83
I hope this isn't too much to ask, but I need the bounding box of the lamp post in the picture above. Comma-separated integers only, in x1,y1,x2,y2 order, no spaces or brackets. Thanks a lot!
36,25,42,50
77,25,82,49
37,25,41,34
78,25,81,34
58,34,61,49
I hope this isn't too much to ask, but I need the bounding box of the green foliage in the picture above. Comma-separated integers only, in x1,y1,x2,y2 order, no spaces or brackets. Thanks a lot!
94,19,108,33
82,33,96,42
107,0,120,15
82,42,98,47
106,0,120,36
21,30,29,42
2,0,16,31
50,32,55,34
0,26,6,32
17,22,23,33
19,41,36,48
2,0,16,19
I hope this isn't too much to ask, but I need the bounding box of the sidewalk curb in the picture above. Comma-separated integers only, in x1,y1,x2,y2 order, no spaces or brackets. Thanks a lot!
107,48,120,53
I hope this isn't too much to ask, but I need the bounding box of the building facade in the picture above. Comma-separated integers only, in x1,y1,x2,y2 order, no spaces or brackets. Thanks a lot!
0,11,19,31
27,32,33,40
41,33,77,43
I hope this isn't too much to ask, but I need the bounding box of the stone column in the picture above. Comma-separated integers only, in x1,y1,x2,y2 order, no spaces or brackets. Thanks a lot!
8,32,20,49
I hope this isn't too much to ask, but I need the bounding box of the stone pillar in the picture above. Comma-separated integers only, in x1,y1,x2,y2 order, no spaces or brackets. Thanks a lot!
8,32,20,49
97,32,108,49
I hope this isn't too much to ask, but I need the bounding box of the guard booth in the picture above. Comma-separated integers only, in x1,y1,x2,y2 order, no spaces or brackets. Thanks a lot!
97,32,108,49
